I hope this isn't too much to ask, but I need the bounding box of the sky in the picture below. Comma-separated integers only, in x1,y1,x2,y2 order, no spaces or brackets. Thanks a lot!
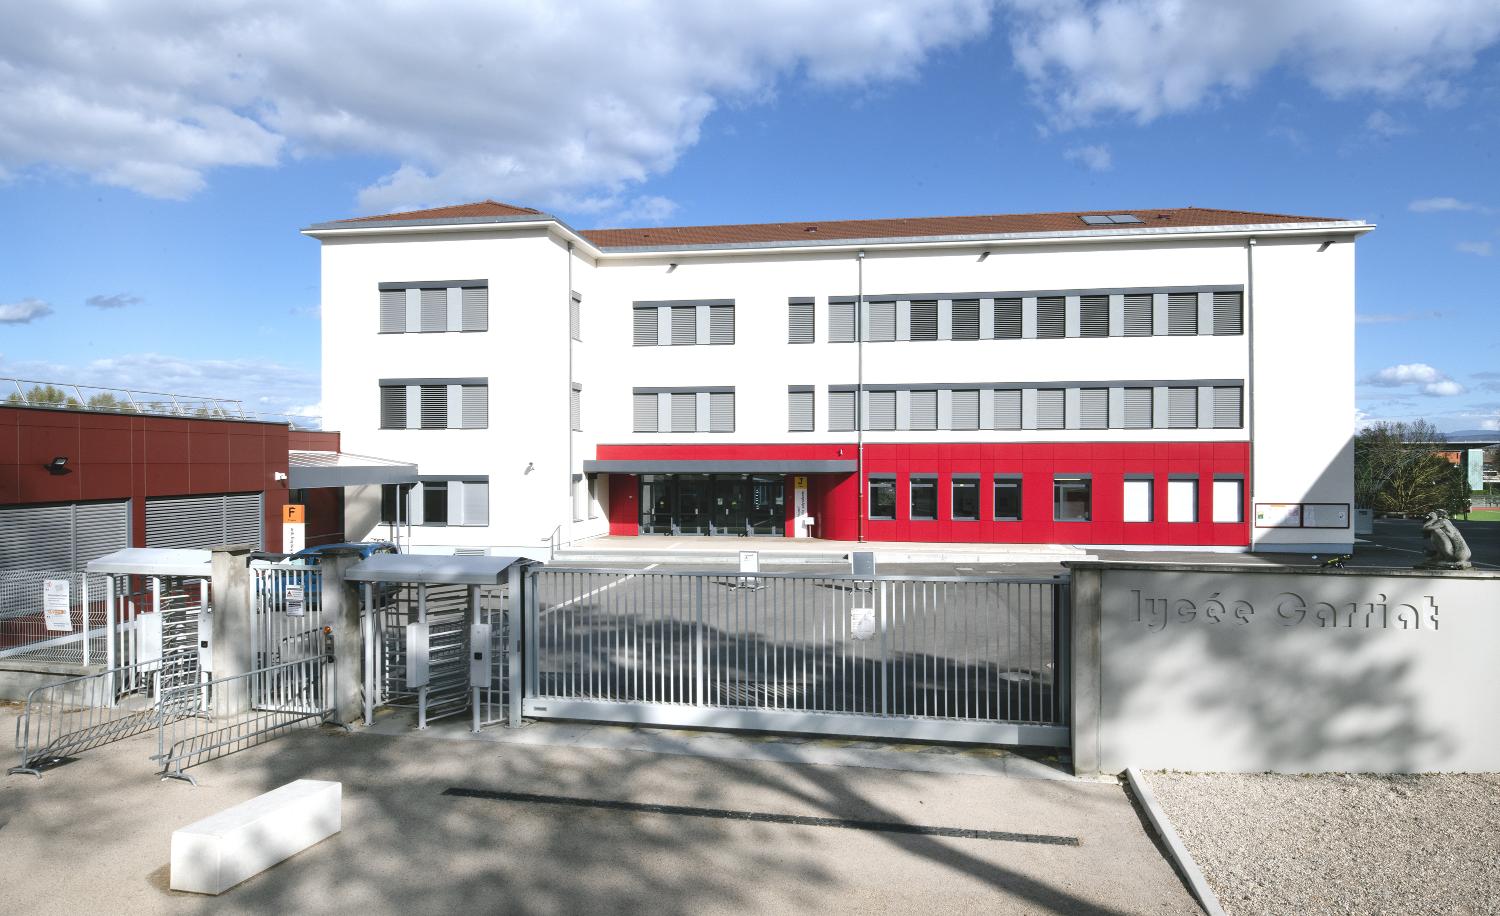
1,1,1498,432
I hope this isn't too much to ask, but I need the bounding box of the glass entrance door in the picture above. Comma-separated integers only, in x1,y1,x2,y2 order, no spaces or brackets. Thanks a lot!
748,476,784,535
674,475,710,535
638,474,787,536
711,476,747,535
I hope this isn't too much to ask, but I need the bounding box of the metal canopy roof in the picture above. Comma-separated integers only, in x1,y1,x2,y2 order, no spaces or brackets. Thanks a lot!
288,449,419,489
345,554,527,585
582,459,856,474
86,548,212,577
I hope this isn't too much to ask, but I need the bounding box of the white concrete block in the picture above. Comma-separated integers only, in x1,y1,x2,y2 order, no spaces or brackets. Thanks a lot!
171,779,341,895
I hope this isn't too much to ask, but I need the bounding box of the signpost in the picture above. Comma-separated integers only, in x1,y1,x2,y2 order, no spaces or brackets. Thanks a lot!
282,504,306,554
792,476,809,538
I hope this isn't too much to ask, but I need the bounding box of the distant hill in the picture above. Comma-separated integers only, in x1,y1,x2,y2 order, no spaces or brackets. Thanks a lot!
1442,430,1500,442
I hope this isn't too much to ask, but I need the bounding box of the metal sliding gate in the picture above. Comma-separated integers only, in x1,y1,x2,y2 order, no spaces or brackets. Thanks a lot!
520,568,1070,747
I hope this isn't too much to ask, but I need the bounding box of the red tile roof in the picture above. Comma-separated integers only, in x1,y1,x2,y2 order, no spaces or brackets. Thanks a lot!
329,199,544,223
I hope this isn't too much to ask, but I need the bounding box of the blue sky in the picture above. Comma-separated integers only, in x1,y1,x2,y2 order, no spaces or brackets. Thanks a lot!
2,1,1498,430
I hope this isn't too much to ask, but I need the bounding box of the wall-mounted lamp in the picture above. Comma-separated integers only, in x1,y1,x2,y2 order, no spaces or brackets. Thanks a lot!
978,250,991,262
666,263,678,273
273,471,288,482
1317,241,1333,252
524,462,535,474
45,456,69,475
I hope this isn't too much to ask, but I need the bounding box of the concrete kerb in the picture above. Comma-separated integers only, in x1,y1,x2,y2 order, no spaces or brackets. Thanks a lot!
1125,767,1227,916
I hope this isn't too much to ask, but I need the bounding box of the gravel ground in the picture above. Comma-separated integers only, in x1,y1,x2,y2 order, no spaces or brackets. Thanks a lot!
1145,772,1500,916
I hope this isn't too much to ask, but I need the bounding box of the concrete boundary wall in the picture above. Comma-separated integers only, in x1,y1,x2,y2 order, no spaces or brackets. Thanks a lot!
1068,561,1500,774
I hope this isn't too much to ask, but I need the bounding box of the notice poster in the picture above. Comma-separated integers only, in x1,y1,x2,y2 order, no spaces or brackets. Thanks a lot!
285,583,306,617
1254,503,1302,529
43,579,72,632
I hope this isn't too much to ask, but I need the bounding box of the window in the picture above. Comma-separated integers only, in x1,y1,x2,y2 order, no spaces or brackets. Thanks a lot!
952,476,979,520
1080,295,1109,337
788,387,814,432
1168,477,1199,523
1036,388,1065,429
634,301,735,346
1123,387,1153,429
1123,477,1153,522
1212,477,1244,523
1167,387,1198,429
1123,294,1153,336
588,475,602,519
378,281,488,333
867,301,896,341
671,392,696,431
993,477,1022,521
952,300,980,340
951,389,979,430
910,475,937,520
634,388,734,433
1213,291,1243,335
910,300,938,340
708,391,735,432
1036,296,1065,338
709,304,735,345
671,306,696,345
1213,386,1243,428
867,390,896,431
829,389,856,431
994,389,1022,430
1079,388,1108,429
1167,293,1198,335
423,481,448,525
909,389,937,430
633,392,658,433
994,298,1022,339
633,308,658,346
382,479,489,526
570,292,581,341
788,298,815,343
570,383,582,432
830,300,856,342
1080,213,1142,225
573,475,586,523
378,380,487,430
869,476,896,520
1054,477,1091,522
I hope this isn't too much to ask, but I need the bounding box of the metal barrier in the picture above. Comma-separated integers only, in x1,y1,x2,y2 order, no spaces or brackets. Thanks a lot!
154,655,338,786
524,568,1070,747
0,569,109,664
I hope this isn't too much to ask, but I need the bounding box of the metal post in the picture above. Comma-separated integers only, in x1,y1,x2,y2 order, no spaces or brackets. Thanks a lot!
524,566,539,697
362,582,374,726
694,574,704,707
81,574,90,666
105,574,116,706
470,583,482,733
507,563,524,728
417,582,428,730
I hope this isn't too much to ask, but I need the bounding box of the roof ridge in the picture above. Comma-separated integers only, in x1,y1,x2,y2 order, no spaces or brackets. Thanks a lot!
332,198,543,223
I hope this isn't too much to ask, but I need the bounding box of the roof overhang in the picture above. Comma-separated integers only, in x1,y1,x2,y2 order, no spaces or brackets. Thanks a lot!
346,553,528,585
288,450,419,489
583,459,856,474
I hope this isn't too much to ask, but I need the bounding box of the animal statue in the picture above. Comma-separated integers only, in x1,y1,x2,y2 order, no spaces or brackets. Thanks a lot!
1418,509,1472,570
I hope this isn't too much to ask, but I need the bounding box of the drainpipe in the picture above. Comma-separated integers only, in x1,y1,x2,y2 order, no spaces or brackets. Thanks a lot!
857,250,866,543
566,241,574,548
1246,238,1256,550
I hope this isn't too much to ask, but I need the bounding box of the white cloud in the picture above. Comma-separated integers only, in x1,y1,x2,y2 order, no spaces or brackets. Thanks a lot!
1365,362,1466,396
0,1,992,211
85,293,142,309
1356,309,1442,324
0,298,53,324
1004,1,1500,126
1063,143,1112,171
1362,109,1408,139
1456,240,1493,256
1409,196,1479,212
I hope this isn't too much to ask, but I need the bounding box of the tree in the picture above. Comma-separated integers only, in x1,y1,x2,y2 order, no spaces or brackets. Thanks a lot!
1354,420,1468,516
4,384,80,408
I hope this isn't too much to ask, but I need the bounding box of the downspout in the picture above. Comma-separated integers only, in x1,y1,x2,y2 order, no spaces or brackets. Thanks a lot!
857,250,866,543
566,241,575,548
1246,238,1256,551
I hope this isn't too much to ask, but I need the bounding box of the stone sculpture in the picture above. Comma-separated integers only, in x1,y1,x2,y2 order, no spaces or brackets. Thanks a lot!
1417,509,1472,570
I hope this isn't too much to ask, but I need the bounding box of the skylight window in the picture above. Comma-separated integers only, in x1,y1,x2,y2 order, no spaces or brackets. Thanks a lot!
1080,213,1144,225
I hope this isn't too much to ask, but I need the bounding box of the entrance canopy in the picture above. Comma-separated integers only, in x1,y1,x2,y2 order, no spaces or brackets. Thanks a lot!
583,459,855,474
85,547,212,577
288,450,419,489
345,553,527,585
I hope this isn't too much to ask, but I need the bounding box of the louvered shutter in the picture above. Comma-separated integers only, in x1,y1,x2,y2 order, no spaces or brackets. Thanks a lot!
379,289,406,333
910,301,938,340
709,305,734,344
633,393,658,432
951,300,980,340
462,287,488,332
1168,387,1199,428
1036,389,1065,428
1036,297,1066,338
994,390,1022,429
420,288,447,332
868,390,896,431
380,386,407,429
1168,293,1198,335
867,301,896,341
1123,388,1153,429
788,389,814,432
950,389,979,429
709,391,734,432
1079,389,1108,429
1080,296,1109,337
829,390,856,431
788,299,814,343
671,307,697,345
994,299,1022,339
1213,292,1243,335
74,501,129,565
0,505,74,569
570,386,581,431
829,301,855,342
461,385,488,429
569,294,581,340
1213,386,1243,428
420,385,448,429
909,390,938,430
1123,295,1153,336
462,481,490,526
224,493,264,547
633,309,657,346
147,494,261,550
671,392,697,432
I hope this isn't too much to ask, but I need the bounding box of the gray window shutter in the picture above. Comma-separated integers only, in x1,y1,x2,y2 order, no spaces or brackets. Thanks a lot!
909,301,938,340
419,288,447,332
829,301,855,342
829,390,856,431
462,481,490,526
788,389,814,432
1168,387,1198,427
951,300,980,340
461,385,488,429
1124,294,1153,336
1036,297,1066,338
709,391,734,432
709,305,734,344
379,289,406,333
1213,292,1243,335
994,389,1022,429
1123,387,1153,428
417,385,447,429
569,293,581,341
1079,388,1108,429
1213,386,1243,428
868,390,896,431
224,493,264,547
951,389,979,429
1168,293,1198,335
994,298,1022,339
671,306,697,345
867,301,896,341
146,495,220,549
671,392,697,431
633,393,658,432
1080,296,1109,337
380,386,407,429
1036,388,1065,428
570,385,581,431
788,299,814,343
74,501,129,566
462,287,488,332
633,308,657,347
909,389,938,430
0,505,70,569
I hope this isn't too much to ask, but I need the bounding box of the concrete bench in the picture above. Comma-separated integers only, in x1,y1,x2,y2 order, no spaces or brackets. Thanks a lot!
171,780,341,895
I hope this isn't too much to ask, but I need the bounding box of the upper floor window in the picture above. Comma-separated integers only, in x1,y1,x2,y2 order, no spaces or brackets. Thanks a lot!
379,281,487,333
570,291,582,341
788,298,815,344
381,477,489,526
632,388,735,433
633,300,735,347
379,378,487,429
